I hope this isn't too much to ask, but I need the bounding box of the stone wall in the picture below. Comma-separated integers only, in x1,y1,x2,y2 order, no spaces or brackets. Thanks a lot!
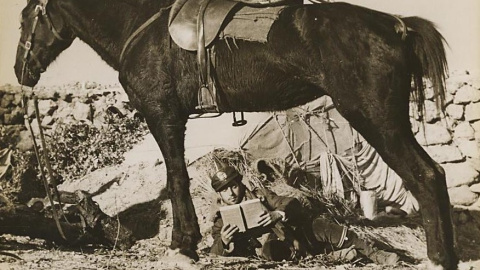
411,71,480,209
0,82,135,151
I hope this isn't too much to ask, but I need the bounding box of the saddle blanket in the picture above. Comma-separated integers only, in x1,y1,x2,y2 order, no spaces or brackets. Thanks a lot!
219,5,287,43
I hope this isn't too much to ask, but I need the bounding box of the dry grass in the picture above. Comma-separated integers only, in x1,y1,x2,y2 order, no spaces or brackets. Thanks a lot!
189,148,430,269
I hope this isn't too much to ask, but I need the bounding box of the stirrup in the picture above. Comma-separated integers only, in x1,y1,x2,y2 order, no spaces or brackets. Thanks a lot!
195,85,218,112
232,112,247,126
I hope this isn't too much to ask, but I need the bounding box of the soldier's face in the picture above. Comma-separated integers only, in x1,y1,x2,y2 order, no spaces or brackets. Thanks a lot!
219,182,245,205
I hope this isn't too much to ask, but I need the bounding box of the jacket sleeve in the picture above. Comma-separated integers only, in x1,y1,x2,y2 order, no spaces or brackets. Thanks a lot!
210,213,259,257
258,188,304,225
210,214,232,256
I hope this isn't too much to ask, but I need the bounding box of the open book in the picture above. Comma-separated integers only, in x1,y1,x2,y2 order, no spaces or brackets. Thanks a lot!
219,198,266,232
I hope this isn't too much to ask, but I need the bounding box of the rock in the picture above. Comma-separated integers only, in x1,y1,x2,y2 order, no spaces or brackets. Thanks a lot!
72,102,93,122
29,119,40,135
424,87,435,100
13,93,23,106
468,158,480,172
53,100,74,120
453,122,475,140
456,140,480,159
3,107,23,125
444,116,457,131
41,115,55,126
16,130,34,151
445,104,464,120
442,162,480,188
0,93,14,107
34,88,58,100
424,145,463,163
0,107,11,118
446,80,462,95
415,122,452,146
471,120,480,139
424,100,441,123
465,102,480,122
454,85,480,104
471,183,480,193
37,99,58,116
445,91,454,105
448,185,479,206
410,118,419,134
84,81,98,90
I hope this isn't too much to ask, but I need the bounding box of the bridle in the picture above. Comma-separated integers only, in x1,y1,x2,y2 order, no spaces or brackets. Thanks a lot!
18,0,74,241
19,0,71,81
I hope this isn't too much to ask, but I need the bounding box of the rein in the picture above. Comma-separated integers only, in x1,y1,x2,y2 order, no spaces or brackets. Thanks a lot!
119,6,171,64
19,0,72,241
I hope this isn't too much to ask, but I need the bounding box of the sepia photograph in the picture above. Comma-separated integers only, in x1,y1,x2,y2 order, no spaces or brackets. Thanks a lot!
1,0,479,269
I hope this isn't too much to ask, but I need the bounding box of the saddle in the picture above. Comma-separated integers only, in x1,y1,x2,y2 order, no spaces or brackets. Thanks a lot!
168,0,291,114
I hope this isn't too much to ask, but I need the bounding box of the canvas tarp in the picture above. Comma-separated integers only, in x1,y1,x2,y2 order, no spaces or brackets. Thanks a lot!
240,97,419,214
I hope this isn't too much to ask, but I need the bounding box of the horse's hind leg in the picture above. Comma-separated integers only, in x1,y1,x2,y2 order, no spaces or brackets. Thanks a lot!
331,77,457,268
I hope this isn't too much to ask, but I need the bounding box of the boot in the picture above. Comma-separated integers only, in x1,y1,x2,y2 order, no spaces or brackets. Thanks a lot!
327,247,357,262
343,231,399,265
366,249,400,265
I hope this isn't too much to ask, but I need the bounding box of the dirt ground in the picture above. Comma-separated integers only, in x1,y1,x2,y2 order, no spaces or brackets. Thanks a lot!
1,133,479,270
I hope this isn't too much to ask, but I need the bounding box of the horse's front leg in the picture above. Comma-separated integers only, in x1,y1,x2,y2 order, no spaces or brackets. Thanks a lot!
148,113,201,261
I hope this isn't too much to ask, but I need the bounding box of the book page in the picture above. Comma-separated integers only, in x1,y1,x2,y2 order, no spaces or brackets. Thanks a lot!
219,204,246,232
240,199,266,229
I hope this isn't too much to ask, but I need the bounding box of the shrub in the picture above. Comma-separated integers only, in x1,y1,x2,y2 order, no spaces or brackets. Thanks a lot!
46,113,149,183
4,113,149,203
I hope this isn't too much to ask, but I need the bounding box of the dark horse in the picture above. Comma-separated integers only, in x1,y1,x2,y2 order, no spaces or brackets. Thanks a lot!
15,0,457,268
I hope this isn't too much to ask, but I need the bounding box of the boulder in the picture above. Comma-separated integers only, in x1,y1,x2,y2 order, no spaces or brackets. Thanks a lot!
471,120,480,139
53,100,74,120
3,107,23,125
15,130,34,151
453,122,475,140
468,158,480,172
424,100,441,123
446,79,463,95
454,85,480,104
0,107,10,118
410,117,419,134
471,183,480,193
34,88,59,100
72,102,93,122
424,145,463,163
445,104,464,120
37,99,58,116
41,115,55,126
13,93,23,106
465,102,480,122
442,162,480,188
448,185,479,206
0,94,13,107
415,122,452,146
445,91,454,105
456,140,480,159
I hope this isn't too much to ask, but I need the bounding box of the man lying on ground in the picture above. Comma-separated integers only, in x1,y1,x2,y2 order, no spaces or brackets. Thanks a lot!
209,162,400,265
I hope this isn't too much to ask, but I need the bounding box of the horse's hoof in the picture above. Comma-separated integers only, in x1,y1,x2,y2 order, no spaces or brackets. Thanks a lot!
160,248,200,270
179,248,200,262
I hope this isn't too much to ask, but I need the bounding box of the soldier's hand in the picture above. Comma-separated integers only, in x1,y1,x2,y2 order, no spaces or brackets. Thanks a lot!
221,224,239,246
258,210,284,227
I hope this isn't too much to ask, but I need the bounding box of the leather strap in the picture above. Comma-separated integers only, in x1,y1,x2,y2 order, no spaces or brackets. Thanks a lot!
120,7,171,64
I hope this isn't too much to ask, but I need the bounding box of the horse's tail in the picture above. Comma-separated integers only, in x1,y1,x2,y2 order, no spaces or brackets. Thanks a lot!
403,17,448,119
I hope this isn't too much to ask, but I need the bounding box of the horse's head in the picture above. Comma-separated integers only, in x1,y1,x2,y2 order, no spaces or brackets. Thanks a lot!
14,0,76,87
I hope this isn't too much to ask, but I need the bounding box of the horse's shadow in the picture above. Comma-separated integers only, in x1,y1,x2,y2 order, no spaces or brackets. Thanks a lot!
344,207,480,263
451,207,480,262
